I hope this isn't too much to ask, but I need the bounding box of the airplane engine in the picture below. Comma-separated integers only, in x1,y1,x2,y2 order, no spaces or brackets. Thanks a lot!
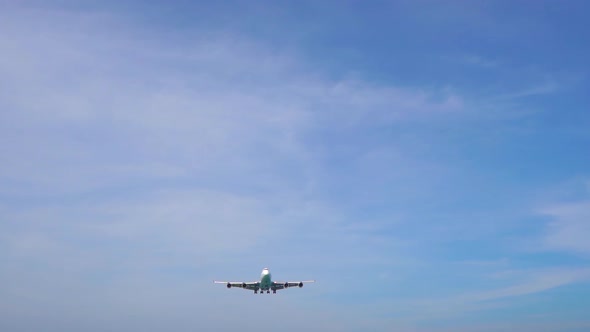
242,282,247,288
298,282,303,288
227,283,232,289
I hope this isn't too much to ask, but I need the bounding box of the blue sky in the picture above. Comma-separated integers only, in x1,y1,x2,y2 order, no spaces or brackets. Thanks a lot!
1,1,590,331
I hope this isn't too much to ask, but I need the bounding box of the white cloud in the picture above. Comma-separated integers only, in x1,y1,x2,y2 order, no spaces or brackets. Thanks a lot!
465,268,590,302
540,200,590,255
355,267,590,330
462,54,500,68
1,4,589,332
495,81,558,99
0,5,479,332
0,6,462,198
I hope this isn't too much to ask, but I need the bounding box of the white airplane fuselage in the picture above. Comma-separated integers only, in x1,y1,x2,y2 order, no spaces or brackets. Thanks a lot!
260,268,272,291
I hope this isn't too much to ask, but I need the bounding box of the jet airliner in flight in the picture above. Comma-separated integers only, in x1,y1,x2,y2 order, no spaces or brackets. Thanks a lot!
214,268,314,294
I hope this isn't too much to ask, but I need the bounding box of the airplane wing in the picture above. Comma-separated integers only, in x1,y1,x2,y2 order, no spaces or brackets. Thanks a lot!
214,281,260,290
272,280,315,290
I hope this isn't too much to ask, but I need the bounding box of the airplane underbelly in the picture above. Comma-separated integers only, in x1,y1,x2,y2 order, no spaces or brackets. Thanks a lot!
260,275,271,289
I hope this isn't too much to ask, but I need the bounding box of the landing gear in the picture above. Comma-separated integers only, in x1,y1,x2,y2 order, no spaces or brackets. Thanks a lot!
254,290,258,294
272,290,276,294
267,290,270,294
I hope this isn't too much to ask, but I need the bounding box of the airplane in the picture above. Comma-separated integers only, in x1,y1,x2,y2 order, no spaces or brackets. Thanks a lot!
214,268,315,294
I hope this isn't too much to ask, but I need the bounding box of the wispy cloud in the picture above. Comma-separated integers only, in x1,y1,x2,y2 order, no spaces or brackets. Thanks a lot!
0,6,463,198
495,80,559,100
360,267,590,330
461,54,500,68
0,1,460,306
540,199,590,255
465,268,590,302
2,3,589,332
